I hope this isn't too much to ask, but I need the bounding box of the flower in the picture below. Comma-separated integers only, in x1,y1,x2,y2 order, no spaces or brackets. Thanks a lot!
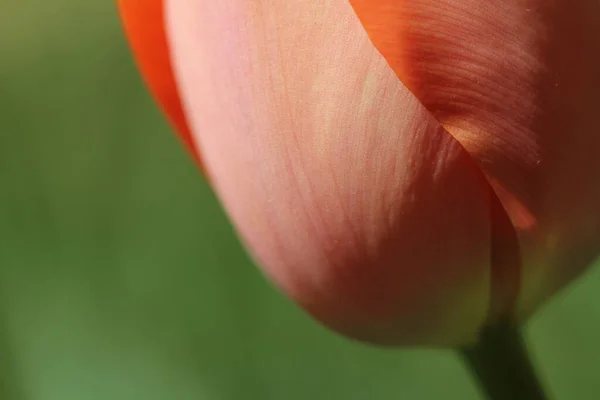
117,0,600,346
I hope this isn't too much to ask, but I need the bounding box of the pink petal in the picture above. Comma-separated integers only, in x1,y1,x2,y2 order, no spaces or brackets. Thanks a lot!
165,0,505,345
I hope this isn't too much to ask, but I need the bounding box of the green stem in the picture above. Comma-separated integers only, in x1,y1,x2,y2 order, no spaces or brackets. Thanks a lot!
460,322,551,400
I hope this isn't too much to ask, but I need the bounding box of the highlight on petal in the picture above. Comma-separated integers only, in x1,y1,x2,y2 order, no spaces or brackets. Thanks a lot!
117,0,202,166
349,0,600,318
163,0,514,345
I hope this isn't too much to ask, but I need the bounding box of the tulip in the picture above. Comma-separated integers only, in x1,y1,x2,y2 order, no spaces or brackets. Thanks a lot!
117,0,599,346
118,0,600,398
117,0,600,361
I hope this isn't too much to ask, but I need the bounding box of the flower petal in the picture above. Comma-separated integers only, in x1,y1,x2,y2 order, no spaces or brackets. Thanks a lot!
349,0,600,317
118,0,202,167
163,0,510,345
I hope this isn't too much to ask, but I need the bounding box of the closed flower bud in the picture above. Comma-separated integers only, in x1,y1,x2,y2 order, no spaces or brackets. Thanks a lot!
117,0,599,346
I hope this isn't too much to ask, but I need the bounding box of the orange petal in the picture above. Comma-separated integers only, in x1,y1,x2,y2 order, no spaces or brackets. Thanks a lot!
117,0,202,168
347,1,408,84
164,0,510,346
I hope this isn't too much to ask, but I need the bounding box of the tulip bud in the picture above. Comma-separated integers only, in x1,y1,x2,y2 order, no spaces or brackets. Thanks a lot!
117,0,599,346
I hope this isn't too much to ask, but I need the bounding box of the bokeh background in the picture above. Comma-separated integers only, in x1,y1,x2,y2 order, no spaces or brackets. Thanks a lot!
1,1,599,399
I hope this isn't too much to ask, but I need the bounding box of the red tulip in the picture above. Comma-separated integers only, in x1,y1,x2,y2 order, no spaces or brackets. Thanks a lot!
117,0,599,346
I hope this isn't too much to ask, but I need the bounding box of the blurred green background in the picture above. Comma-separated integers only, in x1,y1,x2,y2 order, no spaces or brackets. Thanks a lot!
1,1,599,399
